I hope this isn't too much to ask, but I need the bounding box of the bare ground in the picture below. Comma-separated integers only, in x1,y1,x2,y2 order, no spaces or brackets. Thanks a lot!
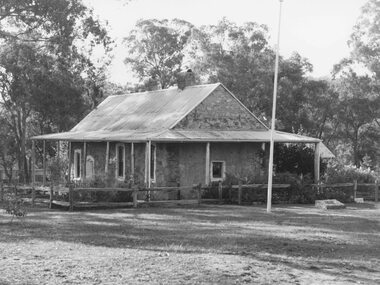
1,202,380,285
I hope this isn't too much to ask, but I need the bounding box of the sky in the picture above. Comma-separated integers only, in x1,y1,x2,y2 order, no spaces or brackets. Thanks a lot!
84,0,368,84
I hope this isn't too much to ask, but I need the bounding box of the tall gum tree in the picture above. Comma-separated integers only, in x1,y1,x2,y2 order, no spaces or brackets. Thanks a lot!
188,19,314,132
124,19,194,90
0,0,112,182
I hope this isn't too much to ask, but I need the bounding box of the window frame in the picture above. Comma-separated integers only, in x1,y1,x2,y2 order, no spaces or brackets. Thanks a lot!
73,149,82,180
210,160,226,182
85,155,95,180
115,143,126,180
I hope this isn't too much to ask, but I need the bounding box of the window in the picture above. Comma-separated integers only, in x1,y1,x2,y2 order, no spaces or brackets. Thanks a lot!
86,156,95,179
211,161,225,181
150,144,156,182
74,149,81,179
116,144,125,180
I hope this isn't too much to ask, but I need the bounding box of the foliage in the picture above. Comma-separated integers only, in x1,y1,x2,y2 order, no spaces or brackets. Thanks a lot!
273,143,326,179
0,0,112,183
124,19,194,90
330,70,380,167
350,0,380,77
47,157,68,184
0,114,17,182
3,196,27,223
71,173,133,203
0,0,111,52
72,189,132,203
324,160,377,184
187,19,314,133
70,172,134,203
189,18,274,115
326,1,380,168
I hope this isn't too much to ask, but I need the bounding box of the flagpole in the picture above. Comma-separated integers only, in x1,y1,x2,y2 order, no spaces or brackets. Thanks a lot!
267,0,283,213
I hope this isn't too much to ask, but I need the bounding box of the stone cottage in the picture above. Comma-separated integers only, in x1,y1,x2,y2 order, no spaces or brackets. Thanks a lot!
32,73,324,189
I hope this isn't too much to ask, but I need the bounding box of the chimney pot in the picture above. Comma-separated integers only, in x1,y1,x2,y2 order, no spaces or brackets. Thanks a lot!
177,69,196,90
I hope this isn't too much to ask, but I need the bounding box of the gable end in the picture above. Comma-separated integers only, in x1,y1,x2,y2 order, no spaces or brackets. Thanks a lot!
173,84,268,131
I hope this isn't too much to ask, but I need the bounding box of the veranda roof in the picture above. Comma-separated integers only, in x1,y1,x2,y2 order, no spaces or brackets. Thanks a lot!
32,129,321,143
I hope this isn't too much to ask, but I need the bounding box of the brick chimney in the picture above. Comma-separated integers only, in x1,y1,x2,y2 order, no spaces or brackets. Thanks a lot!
177,69,196,90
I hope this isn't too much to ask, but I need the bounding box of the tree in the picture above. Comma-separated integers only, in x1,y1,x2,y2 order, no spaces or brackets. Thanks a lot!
0,0,111,50
0,41,79,182
188,19,274,117
124,19,193,90
276,53,313,132
332,70,380,167
0,114,17,182
350,0,380,77
0,1,112,182
302,79,339,141
188,19,313,132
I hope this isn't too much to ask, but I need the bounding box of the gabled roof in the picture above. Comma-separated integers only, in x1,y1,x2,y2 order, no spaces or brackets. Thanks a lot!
71,83,221,133
31,83,322,146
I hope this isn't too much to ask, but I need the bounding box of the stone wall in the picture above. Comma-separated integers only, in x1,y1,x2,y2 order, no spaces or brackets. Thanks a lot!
210,142,267,182
174,85,266,130
70,142,145,184
70,141,268,199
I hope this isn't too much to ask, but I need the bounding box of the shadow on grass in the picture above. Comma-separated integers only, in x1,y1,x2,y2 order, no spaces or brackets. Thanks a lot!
0,204,380,283
1,203,380,283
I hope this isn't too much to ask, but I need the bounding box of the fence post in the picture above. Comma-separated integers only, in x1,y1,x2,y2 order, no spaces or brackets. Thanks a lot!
133,189,138,208
238,180,242,205
49,183,54,209
31,184,36,207
177,182,181,200
353,180,357,201
375,180,379,202
69,183,74,211
218,181,223,203
197,183,202,205
129,180,138,208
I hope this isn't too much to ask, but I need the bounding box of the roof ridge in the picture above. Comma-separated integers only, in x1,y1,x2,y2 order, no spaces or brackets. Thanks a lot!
108,83,221,98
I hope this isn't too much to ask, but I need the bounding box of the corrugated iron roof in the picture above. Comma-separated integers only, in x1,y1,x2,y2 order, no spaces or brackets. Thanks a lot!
70,83,220,133
154,130,321,143
31,82,325,147
32,129,321,143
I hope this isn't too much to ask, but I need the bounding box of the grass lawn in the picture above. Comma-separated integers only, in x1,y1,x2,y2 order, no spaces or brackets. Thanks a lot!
1,202,380,284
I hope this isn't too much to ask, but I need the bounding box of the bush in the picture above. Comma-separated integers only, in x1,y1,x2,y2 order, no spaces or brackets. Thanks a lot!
324,160,377,183
48,157,68,184
72,174,133,203
220,170,357,204
3,196,27,222
274,143,327,179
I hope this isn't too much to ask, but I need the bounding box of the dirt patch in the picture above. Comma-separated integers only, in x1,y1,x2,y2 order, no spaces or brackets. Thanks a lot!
1,203,380,284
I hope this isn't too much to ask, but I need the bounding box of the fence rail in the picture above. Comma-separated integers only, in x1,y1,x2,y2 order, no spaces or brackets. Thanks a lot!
1,179,378,211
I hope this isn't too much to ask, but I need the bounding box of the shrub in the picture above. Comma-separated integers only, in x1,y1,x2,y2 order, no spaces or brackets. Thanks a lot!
48,157,68,184
72,174,133,203
324,160,377,183
274,143,327,179
3,196,27,223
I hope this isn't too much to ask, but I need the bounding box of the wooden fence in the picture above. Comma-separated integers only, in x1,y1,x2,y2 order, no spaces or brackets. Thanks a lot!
311,180,379,202
0,179,378,211
47,182,292,210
